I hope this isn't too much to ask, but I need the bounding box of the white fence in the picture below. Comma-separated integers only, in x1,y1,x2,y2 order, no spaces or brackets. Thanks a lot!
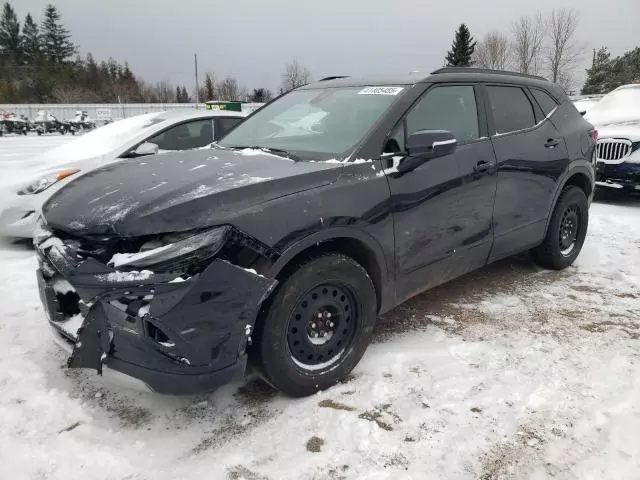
0,103,264,121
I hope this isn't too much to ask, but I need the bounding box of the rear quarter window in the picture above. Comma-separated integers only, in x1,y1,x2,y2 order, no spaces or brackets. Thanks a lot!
530,89,559,117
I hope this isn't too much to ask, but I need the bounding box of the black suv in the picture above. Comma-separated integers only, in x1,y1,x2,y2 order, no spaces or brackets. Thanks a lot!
35,68,596,397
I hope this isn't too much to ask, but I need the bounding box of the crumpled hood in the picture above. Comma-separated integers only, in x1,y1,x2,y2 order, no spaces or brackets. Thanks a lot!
592,120,640,142
42,148,342,237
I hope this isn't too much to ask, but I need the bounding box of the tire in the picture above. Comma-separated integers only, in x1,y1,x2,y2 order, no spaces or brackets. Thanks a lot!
253,254,377,397
532,186,589,270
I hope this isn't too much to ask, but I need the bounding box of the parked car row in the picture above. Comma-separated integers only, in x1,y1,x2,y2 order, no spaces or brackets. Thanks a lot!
25,68,600,397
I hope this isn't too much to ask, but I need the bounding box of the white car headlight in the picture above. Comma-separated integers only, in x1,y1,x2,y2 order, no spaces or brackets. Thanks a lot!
18,169,80,195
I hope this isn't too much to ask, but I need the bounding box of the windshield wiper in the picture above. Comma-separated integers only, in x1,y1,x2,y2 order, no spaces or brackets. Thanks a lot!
226,145,302,162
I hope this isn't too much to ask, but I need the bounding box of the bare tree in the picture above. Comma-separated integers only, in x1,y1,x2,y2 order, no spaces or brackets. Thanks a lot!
280,58,312,93
474,31,511,70
545,8,582,89
153,81,174,103
52,85,85,103
217,76,246,101
511,13,546,75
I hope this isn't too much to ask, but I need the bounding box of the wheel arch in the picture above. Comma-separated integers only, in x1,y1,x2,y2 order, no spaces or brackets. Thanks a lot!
545,163,594,233
266,228,392,313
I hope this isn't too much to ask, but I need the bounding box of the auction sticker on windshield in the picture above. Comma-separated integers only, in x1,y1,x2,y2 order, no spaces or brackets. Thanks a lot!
358,87,404,95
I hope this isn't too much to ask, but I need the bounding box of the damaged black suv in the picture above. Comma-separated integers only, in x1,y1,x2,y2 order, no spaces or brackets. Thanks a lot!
35,69,596,397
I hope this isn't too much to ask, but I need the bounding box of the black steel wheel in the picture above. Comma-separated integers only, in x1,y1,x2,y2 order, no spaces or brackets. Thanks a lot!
287,283,358,369
253,253,377,397
558,205,581,256
532,185,589,270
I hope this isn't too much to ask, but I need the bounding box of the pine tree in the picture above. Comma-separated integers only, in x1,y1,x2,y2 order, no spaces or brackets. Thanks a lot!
581,47,612,95
249,88,272,102
175,85,182,102
204,72,215,101
0,2,21,63
21,13,40,64
181,85,190,102
40,4,75,63
445,24,476,67
84,53,99,89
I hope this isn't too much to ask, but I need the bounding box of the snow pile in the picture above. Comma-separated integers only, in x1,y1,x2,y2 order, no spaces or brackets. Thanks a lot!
59,313,84,338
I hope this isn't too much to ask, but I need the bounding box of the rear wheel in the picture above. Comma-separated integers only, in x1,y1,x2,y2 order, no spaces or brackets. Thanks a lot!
253,254,377,397
532,186,589,270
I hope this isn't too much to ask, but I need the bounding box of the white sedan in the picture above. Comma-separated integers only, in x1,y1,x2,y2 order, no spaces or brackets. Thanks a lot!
0,109,246,238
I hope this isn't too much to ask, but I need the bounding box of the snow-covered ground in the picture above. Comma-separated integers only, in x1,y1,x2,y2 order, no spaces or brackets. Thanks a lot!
1,136,639,480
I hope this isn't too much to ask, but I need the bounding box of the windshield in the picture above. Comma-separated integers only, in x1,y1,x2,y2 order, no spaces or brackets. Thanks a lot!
585,87,640,125
218,86,405,160
39,112,166,164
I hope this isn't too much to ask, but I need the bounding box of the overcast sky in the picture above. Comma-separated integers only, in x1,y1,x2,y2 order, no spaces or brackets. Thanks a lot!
16,0,640,93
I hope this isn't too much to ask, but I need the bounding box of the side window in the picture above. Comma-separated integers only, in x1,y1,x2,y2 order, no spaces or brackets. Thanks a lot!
530,88,559,117
405,85,479,144
487,86,536,134
147,119,214,150
217,117,243,139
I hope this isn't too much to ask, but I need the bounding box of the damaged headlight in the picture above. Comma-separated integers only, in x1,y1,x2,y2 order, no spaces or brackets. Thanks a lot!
109,226,230,270
18,169,80,195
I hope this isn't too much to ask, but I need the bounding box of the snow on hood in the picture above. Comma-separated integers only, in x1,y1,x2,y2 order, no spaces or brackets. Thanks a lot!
595,121,640,142
585,86,640,128
42,148,343,237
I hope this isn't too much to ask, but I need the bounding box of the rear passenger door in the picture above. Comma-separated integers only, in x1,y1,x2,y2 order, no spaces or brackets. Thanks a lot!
485,84,569,262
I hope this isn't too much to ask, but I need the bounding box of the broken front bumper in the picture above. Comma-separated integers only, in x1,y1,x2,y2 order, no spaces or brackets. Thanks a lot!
35,230,276,395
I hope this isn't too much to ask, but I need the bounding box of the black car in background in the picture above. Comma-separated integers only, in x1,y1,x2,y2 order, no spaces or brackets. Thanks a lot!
35,68,596,397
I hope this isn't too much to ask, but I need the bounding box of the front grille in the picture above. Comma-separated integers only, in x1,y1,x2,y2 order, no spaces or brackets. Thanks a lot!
596,139,632,161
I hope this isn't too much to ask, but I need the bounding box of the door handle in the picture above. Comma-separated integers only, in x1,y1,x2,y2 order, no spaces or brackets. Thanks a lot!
545,138,561,148
473,160,491,172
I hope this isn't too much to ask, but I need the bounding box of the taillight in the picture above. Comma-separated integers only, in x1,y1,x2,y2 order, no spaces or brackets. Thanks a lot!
590,129,598,142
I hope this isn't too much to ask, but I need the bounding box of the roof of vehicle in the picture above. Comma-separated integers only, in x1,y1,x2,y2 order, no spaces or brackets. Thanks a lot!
303,67,561,95
152,109,246,122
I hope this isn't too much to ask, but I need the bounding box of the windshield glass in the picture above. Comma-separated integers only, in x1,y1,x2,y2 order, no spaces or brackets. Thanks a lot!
39,112,166,164
218,86,405,160
585,87,640,124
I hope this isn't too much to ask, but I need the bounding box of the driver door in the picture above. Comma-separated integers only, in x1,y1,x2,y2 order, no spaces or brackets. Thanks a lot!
384,84,498,302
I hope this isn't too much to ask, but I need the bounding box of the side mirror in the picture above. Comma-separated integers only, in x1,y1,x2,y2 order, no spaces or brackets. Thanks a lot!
131,141,159,157
397,130,457,173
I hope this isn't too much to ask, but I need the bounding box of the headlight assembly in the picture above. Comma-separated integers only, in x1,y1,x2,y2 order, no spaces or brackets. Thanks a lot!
108,226,230,270
18,169,80,195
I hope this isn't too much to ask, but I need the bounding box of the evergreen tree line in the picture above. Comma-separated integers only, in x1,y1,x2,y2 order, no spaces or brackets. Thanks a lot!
0,2,274,103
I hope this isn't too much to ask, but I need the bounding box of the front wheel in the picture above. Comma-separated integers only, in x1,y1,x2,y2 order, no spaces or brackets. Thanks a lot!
253,254,377,397
531,186,589,270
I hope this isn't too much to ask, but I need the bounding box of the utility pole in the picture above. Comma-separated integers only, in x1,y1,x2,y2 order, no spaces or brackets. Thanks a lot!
194,52,199,107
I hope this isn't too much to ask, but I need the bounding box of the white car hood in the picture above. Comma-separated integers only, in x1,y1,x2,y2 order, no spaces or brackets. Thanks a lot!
593,120,640,142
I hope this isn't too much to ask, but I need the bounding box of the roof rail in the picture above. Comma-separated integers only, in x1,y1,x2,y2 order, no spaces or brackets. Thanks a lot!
430,67,548,82
319,76,349,81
